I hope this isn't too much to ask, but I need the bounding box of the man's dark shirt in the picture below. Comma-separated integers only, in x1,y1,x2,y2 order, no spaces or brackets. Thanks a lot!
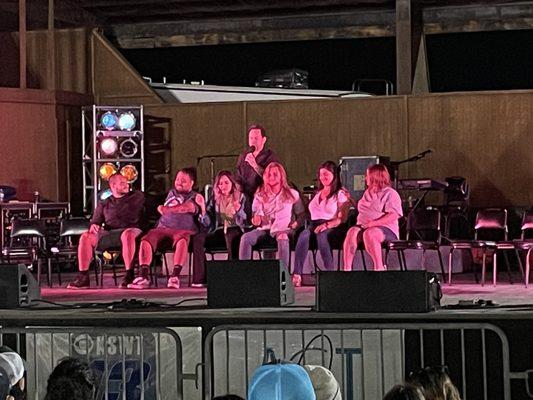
236,148,279,198
90,191,145,230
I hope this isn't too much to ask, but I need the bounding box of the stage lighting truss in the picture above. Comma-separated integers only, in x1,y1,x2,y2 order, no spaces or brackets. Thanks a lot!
82,105,144,212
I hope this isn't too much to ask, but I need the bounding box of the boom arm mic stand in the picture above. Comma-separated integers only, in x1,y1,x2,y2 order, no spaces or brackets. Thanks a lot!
390,149,433,190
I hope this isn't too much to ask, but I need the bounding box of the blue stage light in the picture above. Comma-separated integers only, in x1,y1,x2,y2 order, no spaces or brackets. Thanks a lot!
100,111,118,130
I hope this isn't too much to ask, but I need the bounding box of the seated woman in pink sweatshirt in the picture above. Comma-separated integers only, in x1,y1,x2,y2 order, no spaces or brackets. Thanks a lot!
343,164,403,271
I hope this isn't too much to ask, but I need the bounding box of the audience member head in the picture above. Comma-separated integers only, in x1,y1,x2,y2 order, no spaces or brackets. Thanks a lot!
44,358,95,400
247,124,267,152
248,362,316,400
212,395,245,400
383,384,425,400
108,173,129,198
174,167,197,193
0,367,11,400
407,365,461,400
214,170,241,204
0,349,25,400
303,365,342,400
316,161,342,198
258,162,297,203
366,164,391,191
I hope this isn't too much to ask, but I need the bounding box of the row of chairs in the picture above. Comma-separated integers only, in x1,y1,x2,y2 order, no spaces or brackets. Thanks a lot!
388,208,532,287
1,208,532,288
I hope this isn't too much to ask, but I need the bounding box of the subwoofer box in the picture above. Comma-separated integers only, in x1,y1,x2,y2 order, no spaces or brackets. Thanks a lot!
207,260,294,308
0,264,41,308
317,271,440,313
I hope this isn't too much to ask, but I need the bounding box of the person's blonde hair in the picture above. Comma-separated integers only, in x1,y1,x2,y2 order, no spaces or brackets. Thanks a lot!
366,164,391,191
256,162,297,203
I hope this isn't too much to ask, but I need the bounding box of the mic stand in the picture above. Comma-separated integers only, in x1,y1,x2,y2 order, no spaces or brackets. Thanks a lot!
389,149,432,190
389,149,433,230
196,153,240,184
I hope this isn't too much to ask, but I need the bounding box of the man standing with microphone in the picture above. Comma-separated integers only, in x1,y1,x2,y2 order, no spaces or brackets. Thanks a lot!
235,124,279,199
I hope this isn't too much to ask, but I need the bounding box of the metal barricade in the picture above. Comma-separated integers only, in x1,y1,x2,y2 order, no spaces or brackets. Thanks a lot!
0,327,185,400
204,323,519,400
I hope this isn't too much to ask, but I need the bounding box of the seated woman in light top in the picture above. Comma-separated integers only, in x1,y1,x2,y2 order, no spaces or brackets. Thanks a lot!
192,170,250,286
343,164,402,271
239,162,299,269
292,161,350,287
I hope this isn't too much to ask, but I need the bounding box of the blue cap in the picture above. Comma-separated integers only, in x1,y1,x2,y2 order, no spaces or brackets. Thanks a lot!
248,363,316,400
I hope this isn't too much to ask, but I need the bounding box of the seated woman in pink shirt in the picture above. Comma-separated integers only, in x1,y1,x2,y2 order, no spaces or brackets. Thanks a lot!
343,164,403,271
239,162,299,268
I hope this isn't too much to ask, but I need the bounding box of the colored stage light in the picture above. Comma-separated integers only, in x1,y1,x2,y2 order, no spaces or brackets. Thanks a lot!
99,137,118,156
99,163,117,180
119,138,138,158
118,112,136,131
100,111,118,130
98,188,113,201
120,164,138,182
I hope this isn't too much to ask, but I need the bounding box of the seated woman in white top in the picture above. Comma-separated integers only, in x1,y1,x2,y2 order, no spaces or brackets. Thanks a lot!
292,161,350,287
239,162,299,268
343,164,403,271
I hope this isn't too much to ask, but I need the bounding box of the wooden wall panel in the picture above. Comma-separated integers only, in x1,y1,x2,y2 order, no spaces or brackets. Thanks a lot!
142,92,531,207
0,91,58,201
92,31,163,106
246,97,408,189
1,29,89,92
408,92,533,207
145,103,245,189
55,29,89,93
0,88,92,204
0,33,20,88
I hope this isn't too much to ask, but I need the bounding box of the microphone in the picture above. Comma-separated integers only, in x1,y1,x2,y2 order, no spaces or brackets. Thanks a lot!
247,145,256,153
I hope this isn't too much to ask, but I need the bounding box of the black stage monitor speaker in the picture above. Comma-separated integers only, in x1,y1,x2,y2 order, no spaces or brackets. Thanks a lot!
0,264,41,308
317,271,440,313
207,260,295,308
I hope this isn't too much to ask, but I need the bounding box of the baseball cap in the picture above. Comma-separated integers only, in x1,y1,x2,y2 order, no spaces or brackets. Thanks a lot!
0,352,25,387
303,365,342,400
248,362,316,400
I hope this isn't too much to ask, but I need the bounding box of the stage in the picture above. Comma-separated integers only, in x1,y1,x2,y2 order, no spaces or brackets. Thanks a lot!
1,271,533,400
1,271,532,322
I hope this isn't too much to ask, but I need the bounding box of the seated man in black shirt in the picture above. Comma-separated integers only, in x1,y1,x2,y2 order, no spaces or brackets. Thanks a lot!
67,173,144,289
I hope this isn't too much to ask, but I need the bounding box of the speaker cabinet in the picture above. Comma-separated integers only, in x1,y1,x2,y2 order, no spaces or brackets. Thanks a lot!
317,271,440,313
0,264,41,308
339,156,391,200
207,260,294,308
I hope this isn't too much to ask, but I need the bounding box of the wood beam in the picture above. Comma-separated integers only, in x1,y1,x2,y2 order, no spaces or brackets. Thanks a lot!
395,0,411,95
48,0,56,90
19,0,26,89
0,0,101,27
110,10,395,48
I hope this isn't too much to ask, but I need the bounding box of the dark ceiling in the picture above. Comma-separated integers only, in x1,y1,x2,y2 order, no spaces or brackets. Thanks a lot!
0,0,527,28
